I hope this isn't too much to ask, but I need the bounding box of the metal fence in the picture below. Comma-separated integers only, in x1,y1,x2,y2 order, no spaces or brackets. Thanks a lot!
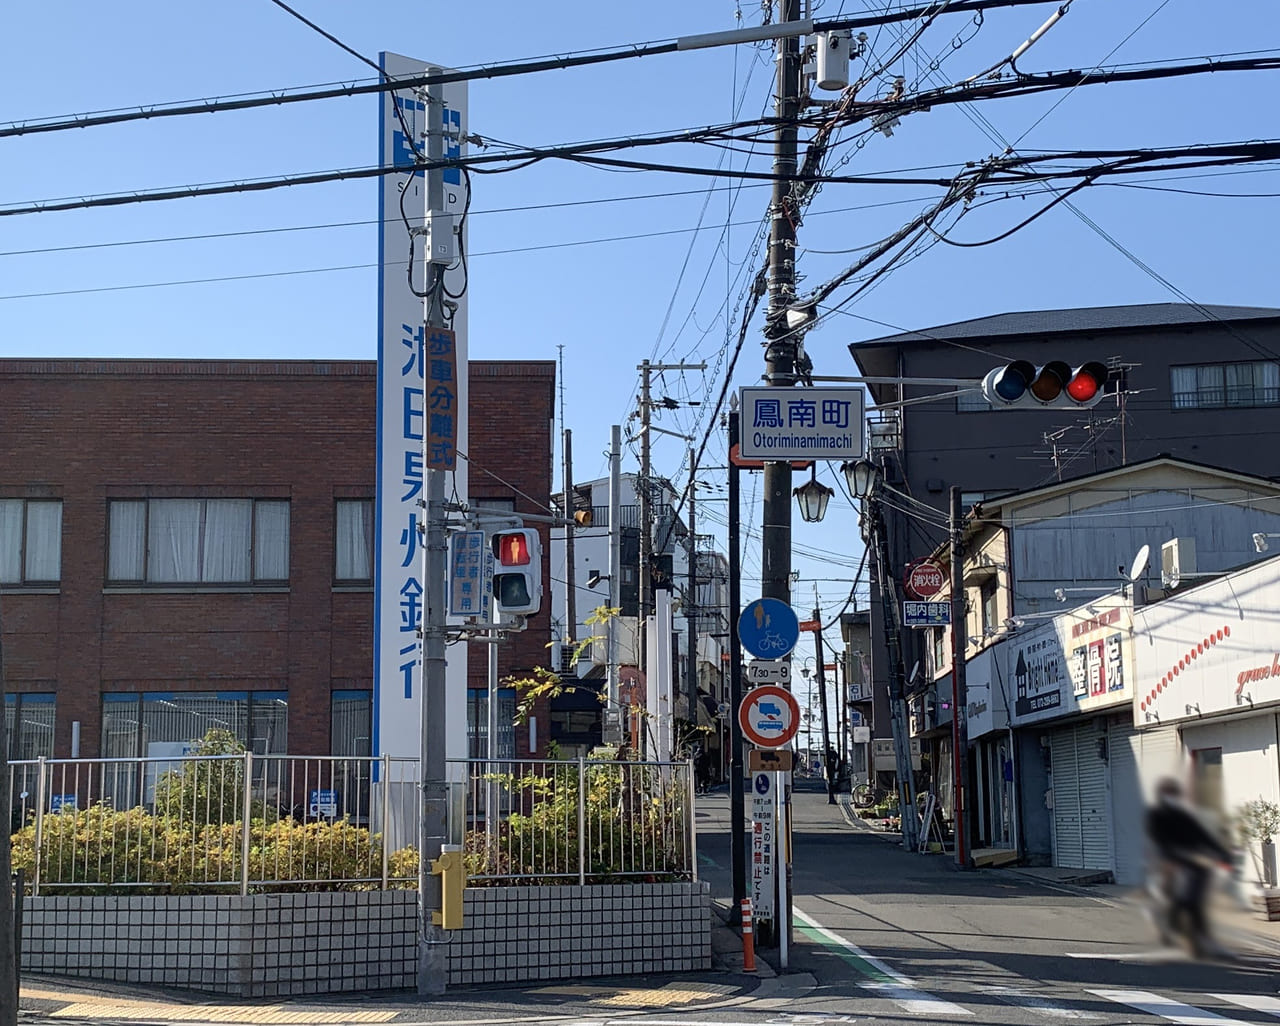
7,754,695,893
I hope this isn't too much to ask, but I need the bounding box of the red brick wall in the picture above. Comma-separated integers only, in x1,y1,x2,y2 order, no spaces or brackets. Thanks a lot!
0,359,554,759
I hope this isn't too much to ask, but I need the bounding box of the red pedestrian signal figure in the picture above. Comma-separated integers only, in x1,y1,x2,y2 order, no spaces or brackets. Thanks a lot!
491,528,542,616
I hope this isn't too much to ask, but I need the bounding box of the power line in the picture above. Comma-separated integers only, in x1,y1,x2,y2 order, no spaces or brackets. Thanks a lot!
0,0,1065,141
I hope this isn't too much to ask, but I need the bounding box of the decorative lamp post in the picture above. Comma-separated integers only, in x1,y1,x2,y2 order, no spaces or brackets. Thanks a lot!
793,466,834,523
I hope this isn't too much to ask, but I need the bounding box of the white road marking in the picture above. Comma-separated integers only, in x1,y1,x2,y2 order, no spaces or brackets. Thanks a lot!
1066,950,1179,960
1088,989,1252,1025
1211,993,1280,1017
793,908,973,1017
989,985,1103,1019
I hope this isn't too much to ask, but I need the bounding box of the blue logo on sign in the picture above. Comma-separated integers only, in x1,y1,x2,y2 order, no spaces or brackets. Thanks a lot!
754,774,771,795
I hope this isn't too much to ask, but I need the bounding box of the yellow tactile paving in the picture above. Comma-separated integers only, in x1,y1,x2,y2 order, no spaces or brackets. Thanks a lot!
22,987,396,1024
533,981,737,1008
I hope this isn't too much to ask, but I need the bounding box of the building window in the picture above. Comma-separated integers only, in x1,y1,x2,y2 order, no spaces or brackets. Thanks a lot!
931,628,947,676
335,500,374,582
331,690,372,757
467,688,516,760
980,578,999,636
0,500,62,584
5,693,55,760
107,499,289,585
1171,361,1280,410
101,691,288,759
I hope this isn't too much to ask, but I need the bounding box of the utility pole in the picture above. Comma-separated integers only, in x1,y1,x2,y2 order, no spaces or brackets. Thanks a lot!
727,400,746,922
868,495,920,852
812,604,836,805
0,600,17,1025
606,426,623,746
416,74,452,998
948,487,971,868
563,428,577,648
686,446,699,729
760,0,803,608
638,360,654,630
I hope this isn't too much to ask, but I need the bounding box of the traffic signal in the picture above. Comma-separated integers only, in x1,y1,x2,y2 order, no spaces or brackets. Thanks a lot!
491,527,542,616
981,360,1110,409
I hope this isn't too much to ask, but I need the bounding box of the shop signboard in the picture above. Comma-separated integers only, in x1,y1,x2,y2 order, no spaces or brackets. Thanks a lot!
963,648,1008,739
1134,557,1280,726
1007,593,1133,727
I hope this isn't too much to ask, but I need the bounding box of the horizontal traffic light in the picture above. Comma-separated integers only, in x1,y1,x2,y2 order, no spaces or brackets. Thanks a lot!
491,528,542,616
981,360,1109,409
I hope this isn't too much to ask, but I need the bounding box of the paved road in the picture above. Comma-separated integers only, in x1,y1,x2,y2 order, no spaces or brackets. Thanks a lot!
23,781,1280,1026
693,779,1280,1026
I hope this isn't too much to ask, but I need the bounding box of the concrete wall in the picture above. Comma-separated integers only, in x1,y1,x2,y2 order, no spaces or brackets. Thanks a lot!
19,883,711,998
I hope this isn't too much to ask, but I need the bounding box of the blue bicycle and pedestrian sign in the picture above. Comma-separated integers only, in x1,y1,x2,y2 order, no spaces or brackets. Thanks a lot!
737,598,800,660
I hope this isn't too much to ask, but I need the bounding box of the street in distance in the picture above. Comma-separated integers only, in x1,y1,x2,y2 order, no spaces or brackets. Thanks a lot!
739,387,865,461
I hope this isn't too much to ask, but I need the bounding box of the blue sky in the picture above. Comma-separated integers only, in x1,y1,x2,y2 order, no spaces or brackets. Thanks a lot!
3,0,1278,679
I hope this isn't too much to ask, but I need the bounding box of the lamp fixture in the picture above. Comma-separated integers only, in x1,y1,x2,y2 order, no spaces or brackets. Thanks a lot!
1185,702,1201,717
1253,532,1280,553
784,297,818,331
1238,691,1254,707
793,465,834,523
842,459,882,500
586,571,610,589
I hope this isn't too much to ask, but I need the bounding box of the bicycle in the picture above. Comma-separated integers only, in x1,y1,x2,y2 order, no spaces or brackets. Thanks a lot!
756,632,790,654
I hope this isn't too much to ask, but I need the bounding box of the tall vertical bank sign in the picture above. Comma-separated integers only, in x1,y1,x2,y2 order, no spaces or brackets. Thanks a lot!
375,53,468,763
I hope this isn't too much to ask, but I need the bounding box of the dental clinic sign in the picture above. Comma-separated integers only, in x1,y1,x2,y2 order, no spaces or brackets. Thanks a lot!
738,387,865,461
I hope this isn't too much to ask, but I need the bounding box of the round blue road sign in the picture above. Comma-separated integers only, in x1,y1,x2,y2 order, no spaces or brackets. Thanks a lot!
754,773,771,795
737,598,800,659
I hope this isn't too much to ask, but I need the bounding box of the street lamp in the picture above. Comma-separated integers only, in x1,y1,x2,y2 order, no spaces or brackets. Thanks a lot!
843,459,882,500
793,466,834,523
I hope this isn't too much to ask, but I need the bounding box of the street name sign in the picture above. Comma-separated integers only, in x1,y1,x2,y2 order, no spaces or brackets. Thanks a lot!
738,387,865,461
738,684,801,749
904,601,951,627
738,598,800,659
747,659,791,684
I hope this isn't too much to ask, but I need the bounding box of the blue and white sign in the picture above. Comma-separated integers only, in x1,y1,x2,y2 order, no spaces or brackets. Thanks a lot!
738,598,800,659
904,601,952,628
309,790,339,818
448,531,492,618
738,387,865,461
50,794,77,813
374,52,469,765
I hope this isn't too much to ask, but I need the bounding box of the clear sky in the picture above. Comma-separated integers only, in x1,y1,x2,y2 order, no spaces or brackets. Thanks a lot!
3,0,1278,686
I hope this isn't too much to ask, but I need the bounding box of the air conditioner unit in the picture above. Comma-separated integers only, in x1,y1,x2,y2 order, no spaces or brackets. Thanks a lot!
557,643,577,676
1161,537,1197,588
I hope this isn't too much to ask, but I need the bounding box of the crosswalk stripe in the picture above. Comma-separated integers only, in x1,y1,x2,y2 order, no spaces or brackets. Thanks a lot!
1211,994,1280,1018
793,909,973,1017
989,985,1103,1020
1089,989,1252,1025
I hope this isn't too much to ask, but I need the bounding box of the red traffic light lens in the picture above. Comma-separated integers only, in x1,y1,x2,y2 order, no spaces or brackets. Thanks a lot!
1067,374,1099,402
495,533,531,566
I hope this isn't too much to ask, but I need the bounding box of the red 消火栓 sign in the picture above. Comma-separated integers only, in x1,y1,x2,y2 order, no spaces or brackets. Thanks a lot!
904,560,945,600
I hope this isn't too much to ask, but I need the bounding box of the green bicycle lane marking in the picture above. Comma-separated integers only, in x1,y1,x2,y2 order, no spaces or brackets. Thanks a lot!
795,922,896,985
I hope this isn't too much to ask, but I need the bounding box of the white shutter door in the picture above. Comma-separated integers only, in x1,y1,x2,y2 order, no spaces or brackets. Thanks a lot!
1110,719,1145,885
1051,728,1084,868
1078,720,1113,870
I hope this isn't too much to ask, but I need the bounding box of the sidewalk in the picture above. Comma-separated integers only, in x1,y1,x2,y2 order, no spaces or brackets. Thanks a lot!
18,903,776,1024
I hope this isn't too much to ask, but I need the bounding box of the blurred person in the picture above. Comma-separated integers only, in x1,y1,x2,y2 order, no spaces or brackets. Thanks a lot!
1145,776,1234,958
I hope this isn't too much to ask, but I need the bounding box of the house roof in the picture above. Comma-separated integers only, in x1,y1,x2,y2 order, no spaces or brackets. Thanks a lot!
848,303,1280,350
973,455,1280,519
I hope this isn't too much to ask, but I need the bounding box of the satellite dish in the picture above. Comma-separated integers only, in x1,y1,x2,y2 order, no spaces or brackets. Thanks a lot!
1128,544,1151,583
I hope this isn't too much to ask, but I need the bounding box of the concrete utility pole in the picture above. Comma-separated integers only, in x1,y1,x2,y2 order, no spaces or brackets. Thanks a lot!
948,487,971,867
760,0,803,607
417,75,451,999
606,426,623,744
638,361,654,630
0,606,17,1024
686,446,699,723
812,604,836,805
563,428,578,647
727,401,747,920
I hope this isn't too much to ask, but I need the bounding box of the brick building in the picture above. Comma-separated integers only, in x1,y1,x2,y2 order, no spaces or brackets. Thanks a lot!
0,358,555,762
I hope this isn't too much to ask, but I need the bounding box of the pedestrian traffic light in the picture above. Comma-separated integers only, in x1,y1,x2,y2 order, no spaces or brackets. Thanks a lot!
981,360,1110,409
491,527,542,616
